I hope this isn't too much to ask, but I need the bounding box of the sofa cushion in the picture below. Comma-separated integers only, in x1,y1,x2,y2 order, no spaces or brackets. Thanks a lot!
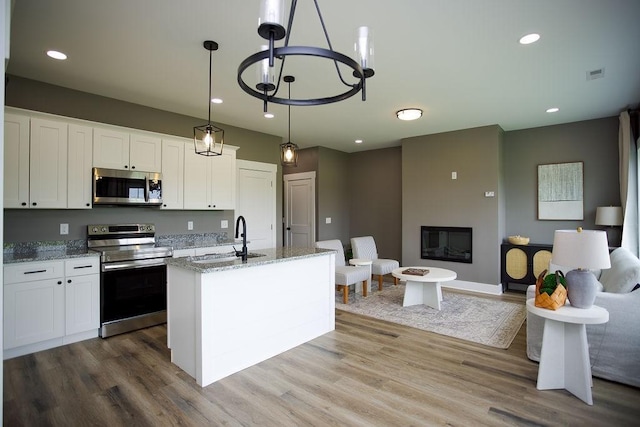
599,247,640,293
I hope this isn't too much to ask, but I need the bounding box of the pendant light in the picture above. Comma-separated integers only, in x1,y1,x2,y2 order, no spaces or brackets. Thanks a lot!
194,40,224,156
280,75,298,166
238,0,375,112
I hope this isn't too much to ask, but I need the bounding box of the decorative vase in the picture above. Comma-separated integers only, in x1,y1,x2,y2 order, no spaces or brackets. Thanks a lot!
566,269,599,308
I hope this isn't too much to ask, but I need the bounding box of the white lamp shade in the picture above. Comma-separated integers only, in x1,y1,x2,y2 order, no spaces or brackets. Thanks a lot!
551,229,611,269
595,206,623,226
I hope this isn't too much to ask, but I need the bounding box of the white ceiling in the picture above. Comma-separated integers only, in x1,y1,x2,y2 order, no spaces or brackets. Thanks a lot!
6,0,640,153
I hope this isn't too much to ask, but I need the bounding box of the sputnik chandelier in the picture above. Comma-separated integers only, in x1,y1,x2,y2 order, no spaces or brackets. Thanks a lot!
237,0,375,112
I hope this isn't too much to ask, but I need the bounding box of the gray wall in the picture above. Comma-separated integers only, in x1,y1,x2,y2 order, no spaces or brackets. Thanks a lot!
4,76,284,244
503,117,620,244
316,147,350,244
348,147,402,261
402,125,504,286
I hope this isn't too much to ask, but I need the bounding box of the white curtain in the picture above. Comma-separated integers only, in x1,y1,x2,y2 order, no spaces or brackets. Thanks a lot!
619,111,639,256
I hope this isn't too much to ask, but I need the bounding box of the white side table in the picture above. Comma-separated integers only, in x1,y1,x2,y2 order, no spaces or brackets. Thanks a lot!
526,299,609,405
349,258,372,296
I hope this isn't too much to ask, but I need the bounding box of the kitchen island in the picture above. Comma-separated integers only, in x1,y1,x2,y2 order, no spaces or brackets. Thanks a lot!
165,247,336,387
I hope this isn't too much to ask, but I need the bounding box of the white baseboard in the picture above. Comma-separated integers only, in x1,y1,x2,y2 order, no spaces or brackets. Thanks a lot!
442,279,503,295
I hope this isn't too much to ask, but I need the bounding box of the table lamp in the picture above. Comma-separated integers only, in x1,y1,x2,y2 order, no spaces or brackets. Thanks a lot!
551,228,611,308
595,206,623,246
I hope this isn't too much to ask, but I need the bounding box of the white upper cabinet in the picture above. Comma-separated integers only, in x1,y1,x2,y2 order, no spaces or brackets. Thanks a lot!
161,138,185,209
93,128,161,172
29,118,68,208
4,113,30,208
67,124,93,209
183,146,237,210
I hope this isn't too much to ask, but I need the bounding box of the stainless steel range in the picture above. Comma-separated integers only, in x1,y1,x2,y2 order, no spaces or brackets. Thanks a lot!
88,223,173,338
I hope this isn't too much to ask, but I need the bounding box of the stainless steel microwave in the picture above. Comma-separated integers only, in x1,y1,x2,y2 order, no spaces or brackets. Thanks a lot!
92,168,163,206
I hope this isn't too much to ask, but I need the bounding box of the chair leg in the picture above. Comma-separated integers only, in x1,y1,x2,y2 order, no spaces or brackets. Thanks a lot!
394,277,399,286
378,275,383,290
363,280,368,297
342,285,348,304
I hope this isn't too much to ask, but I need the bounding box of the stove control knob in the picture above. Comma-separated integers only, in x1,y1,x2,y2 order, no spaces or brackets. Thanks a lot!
91,227,98,233
101,227,107,233
106,256,111,261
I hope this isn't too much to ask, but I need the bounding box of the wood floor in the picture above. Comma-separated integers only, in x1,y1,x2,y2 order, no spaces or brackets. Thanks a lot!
4,291,640,426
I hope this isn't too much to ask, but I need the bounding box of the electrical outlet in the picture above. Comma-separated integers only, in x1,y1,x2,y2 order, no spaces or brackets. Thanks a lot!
187,221,193,230
221,220,229,229
484,191,495,197
60,223,69,235
451,171,457,180
325,217,332,224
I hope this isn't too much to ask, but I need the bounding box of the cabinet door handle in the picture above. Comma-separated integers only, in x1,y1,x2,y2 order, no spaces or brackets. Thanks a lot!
21,202,27,206
57,281,63,285
32,202,37,206
131,165,136,169
73,265,93,270
124,165,128,169
67,279,72,283
24,269,47,274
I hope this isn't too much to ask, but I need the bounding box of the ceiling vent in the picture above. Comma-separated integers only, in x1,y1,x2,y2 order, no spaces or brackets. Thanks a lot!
586,68,605,81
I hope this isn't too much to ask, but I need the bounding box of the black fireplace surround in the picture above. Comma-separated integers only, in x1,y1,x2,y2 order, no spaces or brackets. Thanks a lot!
421,226,472,263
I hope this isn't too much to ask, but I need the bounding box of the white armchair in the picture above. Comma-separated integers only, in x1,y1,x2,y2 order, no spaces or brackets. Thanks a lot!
350,236,399,290
315,239,371,304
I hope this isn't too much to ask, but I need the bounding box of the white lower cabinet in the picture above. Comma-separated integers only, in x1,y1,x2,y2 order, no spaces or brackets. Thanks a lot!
3,257,100,359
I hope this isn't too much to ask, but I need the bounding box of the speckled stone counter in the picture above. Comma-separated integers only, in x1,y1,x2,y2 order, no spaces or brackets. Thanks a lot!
3,240,98,264
165,247,335,273
156,233,239,250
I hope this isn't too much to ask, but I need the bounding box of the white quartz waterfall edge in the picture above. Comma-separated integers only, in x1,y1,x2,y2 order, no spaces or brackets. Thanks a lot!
336,285,525,349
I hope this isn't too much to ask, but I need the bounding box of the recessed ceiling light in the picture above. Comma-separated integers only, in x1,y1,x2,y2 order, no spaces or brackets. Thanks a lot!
355,139,363,144
546,107,559,113
211,98,223,104
396,108,423,121
264,112,274,119
519,33,540,45
46,50,67,60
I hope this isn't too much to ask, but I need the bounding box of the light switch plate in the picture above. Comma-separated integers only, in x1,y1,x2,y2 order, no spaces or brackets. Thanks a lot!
221,220,229,229
187,221,194,230
325,217,332,224
451,171,457,180
60,223,69,235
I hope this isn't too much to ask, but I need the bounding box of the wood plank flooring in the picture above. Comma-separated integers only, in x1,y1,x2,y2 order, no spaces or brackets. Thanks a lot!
4,291,640,426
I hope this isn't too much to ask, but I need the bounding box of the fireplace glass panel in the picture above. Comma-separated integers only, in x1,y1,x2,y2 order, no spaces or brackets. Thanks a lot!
421,226,472,263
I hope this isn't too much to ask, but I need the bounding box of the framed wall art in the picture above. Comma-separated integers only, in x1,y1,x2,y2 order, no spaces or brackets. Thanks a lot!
537,161,584,220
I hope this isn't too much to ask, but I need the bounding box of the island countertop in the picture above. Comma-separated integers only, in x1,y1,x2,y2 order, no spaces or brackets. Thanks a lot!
165,247,335,273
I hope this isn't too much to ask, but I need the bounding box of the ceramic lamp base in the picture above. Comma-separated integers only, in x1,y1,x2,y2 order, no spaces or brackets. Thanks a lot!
566,269,599,308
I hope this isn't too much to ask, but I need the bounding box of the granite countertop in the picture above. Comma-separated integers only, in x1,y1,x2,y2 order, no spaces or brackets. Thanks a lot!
156,233,240,251
165,247,335,273
4,247,99,264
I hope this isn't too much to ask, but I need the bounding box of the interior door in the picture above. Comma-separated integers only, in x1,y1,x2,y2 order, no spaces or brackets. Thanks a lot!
284,172,316,248
236,160,277,250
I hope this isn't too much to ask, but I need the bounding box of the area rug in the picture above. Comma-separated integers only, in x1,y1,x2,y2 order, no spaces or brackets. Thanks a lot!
336,285,526,349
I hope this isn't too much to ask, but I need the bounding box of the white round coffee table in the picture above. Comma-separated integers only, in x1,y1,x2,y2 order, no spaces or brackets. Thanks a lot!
349,258,372,296
392,267,457,309
526,299,609,405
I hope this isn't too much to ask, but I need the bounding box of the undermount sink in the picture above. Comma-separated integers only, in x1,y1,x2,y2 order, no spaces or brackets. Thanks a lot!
189,252,265,264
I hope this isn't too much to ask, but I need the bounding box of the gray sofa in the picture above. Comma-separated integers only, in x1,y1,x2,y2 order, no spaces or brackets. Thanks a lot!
526,247,640,388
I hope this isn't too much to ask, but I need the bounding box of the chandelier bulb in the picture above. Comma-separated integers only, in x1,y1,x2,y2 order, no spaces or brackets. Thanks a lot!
284,147,294,161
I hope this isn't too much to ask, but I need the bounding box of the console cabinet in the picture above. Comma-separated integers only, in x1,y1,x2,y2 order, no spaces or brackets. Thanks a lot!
501,243,553,292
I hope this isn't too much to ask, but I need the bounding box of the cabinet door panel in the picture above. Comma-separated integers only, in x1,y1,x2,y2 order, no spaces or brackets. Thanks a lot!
4,279,65,349
161,139,185,209
93,128,130,170
3,113,30,208
183,146,211,209
130,133,162,172
210,151,236,209
67,124,93,208
65,274,99,335
29,118,68,208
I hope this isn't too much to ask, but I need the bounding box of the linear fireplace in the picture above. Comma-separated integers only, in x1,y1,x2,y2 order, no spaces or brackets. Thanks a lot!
421,226,472,263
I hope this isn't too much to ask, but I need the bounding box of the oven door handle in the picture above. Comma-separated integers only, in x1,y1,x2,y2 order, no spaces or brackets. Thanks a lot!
102,258,166,272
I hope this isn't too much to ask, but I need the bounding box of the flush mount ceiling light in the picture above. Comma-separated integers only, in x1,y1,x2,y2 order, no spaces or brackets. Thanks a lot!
546,107,560,113
46,50,67,60
280,75,299,166
194,40,224,156
396,108,423,121
519,33,540,45
237,0,375,113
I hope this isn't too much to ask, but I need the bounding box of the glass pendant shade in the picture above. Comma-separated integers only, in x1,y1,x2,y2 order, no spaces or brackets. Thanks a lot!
256,45,276,92
259,0,285,28
355,26,375,77
280,141,298,166
194,123,224,156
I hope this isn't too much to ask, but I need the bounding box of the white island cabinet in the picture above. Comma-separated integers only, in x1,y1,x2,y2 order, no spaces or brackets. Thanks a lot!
165,247,335,387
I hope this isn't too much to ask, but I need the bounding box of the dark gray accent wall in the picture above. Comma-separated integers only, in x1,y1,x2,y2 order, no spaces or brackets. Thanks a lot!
4,76,283,245
402,125,504,286
316,147,350,244
503,116,620,244
348,147,402,261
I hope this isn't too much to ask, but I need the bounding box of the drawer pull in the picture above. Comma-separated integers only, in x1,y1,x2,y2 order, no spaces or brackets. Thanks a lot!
24,269,47,275
73,265,93,269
